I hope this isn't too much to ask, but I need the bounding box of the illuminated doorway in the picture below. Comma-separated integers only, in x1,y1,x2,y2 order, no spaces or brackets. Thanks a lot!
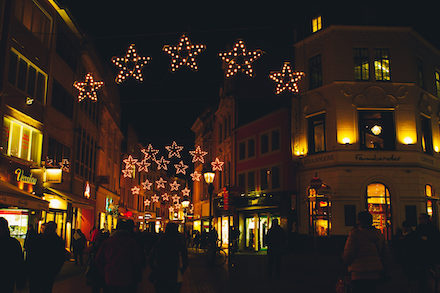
426,184,438,227
366,183,392,240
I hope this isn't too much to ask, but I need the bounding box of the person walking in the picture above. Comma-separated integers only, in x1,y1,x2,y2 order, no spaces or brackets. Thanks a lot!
0,217,25,293
27,221,67,293
149,222,188,293
86,229,109,293
95,219,143,293
73,229,87,266
265,219,286,279
343,211,389,293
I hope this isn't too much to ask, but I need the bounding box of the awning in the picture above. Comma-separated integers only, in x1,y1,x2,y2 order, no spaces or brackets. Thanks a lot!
45,187,94,209
0,180,49,210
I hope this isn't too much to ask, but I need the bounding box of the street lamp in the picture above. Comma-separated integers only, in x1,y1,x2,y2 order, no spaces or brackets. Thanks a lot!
203,170,215,231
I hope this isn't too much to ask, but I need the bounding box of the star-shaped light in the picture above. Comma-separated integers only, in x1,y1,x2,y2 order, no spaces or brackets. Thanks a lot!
219,39,263,78
171,194,180,204
170,180,180,191
211,157,224,171
45,157,54,167
174,203,182,209
189,203,194,214
181,187,191,196
169,206,174,213
73,73,104,102
174,160,189,175
189,146,208,163
123,155,138,169
112,43,151,84
151,194,160,203
59,159,70,172
165,141,184,158
161,193,170,201
144,199,151,206
190,171,202,181
155,177,167,189
141,179,153,190
131,186,140,195
163,34,206,72
141,144,159,161
136,159,151,173
269,62,305,94
122,167,135,178
155,156,170,171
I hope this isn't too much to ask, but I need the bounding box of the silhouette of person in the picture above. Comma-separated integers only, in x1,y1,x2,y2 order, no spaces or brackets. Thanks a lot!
266,219,286,279
73,229,87,265
0,217,25,293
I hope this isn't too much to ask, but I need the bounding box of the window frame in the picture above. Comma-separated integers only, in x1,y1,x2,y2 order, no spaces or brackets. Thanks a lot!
374,48,391,81
353,48,370,81
309,54,322,89
307,112,326,154
358,109,396,151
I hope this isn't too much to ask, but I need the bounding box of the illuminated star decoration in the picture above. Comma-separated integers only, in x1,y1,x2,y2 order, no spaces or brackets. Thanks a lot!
181,187,191,196
73,73,104,102
169,206,174,213
165,141,184,158
45,157,54,167
156,177,167,189
170,180,180,191
123,155,138,169
144,199,151,206
111,43,151,84
59,158,70,172
141,179,153,190
190,171,202,181
161,193,170,201
131,186,140,195
174,160,189,175
141,144,159,161
155,156,170,171
219,39,263,78
174,203,182,210
211,157,224,171
171,194,180,204
122,167,134,178
269,62,305,94
136,159,151,173
151,194,160,203
163,34,206,72
189,146,208,163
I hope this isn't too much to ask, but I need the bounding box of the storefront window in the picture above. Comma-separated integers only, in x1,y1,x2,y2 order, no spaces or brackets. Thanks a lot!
367,183,392,240
425,184,436,221
0,209,28,247
308,188,331,236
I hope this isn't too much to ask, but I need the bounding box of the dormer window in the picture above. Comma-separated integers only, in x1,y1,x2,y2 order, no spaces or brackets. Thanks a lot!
312,16,322,33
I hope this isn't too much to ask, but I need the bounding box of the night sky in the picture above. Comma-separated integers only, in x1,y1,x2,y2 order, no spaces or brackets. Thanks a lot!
57,1,439,147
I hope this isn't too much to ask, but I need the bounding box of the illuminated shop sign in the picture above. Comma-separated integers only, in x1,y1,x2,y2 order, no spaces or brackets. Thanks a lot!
15,168,37,185
84,182,90,199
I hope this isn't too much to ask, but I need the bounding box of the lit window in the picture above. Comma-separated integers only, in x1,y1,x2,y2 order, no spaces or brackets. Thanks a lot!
359,110,395,150
308,113,325,153
374,48,391,81
425,185,433,197
354,48,369,81
1,117,42,164
367,183,392,240
312,16,322,33
14,0,52,46
421,115,433,155
435,71,440,98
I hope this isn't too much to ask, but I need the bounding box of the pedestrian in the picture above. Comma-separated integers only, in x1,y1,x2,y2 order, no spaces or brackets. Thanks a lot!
0,217,25,293
413,213,440,293
149,222,188,293
95,219,143,293
27,221,67,293
86,229,109,293
265,219,286,279
395,221,418,291
207,228,219,265
343,211,389,293
73,229,87,266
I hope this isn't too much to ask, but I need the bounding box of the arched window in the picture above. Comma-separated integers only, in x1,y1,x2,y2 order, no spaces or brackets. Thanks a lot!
366,183,392,240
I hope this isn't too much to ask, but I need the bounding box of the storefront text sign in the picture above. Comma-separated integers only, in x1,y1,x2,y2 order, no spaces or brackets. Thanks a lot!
355,154,400,161
15,168,37,185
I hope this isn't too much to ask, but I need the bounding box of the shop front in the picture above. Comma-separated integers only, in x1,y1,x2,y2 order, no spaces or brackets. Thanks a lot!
96,186,119,233
308,176,332,237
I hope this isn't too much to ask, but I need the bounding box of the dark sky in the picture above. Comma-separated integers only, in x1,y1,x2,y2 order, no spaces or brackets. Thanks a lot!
58,1,439,147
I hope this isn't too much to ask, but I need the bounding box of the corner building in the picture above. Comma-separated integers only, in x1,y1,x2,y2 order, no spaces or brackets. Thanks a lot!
293,25,440,239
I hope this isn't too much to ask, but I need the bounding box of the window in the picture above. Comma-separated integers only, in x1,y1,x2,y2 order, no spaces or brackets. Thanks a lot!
56,24,78,70
74,127,97,183
260,169,269,190
374,48,391,81
260,166,280,191
238,173,245,190
239,142,246,160
80,98,99,124
421,115,433,155
311,16,322,33
271,130,280,151
309,55,322,89
344,205,356,226
247,171,255,192
359,110,395,150
14,0,51,46
354,48,369,81
261,133,269,154
8,49,47,103
308,113,325,154
416,58,425,89
1,116,42,164
425,185,435,218
48,137,70,165
366,183,392,240
247,139,255,158
271,166,280,189
52,79,74,119
435,71,440,98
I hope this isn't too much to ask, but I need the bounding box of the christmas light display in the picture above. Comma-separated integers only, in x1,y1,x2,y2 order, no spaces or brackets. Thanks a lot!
163,34,206,72
73,73,104,102
189,146,208,163
141,179,153,190
269,62,305,94
211,157,224,171
174,160,188,175
122,167,134,178
189,203,194,214
219,40,263,78
171,194,180,204
123,155,138,169
181,187,190,196
144,199,151,206
155,177,167,189
155,156,170,171
141,144,159,161
190,171,202,181
45,157,54,167
169,206,174,213
170,180,180,191
165,141,184,158
151,194,160,203
136,159,151,173
174,203,182,209
59,159,70,172
131,186,140,195
111,44,151,84
161,193,170,201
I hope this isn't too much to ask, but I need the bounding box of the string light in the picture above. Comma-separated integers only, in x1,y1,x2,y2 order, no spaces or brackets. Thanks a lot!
169,206,174,213
122,166,135,178
155,177,167,189
174,202,182,209
144,199,151,207
181,187,190,196
142,179,153,190
161,193,170,201
211,157,224,171
170,180,180,191
190,171,202,181
112,43,151,84
163,34,206,72
73,73,104,102
151,194,160,203
189,146,208,163
141,144,159,161
45,157,54,167
59,159,70,172
219,39,263,78
155,156,170,171
269,62,305,94
174,160,189,175
165,141,184,158
171,194,180,204
131,186,140,195
123,155,138,169
136,158,151,173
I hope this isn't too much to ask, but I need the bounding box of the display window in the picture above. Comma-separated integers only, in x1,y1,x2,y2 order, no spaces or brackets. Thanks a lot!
425,184,438,226
0,209,28,247
308,184,331,237
244,214,280,251
367,183,392,240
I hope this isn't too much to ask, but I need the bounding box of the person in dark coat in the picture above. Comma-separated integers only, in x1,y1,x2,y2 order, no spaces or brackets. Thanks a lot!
95,219,143,293
265,219,286,279
86,229,109,293
73,229,87,266
149,222,188,293
27,221,67,293
0,217,25,293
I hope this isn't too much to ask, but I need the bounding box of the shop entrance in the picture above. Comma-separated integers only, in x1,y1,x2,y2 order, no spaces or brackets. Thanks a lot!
245,213,280,251
366,183,392,240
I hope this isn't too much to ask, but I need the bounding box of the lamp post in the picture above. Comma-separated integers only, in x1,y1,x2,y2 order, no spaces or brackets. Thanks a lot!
203,170,215,231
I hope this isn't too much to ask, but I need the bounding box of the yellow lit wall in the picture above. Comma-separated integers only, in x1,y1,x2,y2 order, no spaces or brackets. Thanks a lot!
396,109,417,145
